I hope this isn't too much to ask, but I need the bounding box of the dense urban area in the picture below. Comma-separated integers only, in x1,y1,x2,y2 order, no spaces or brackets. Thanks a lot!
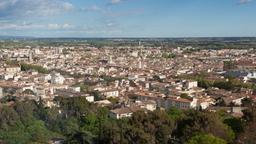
0,38,256,144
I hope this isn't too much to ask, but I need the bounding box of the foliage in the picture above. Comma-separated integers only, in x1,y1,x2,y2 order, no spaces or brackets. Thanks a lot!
1,96,255,144
175,110,235,143
223,117,244,137
21,63,49,74
236,105,256,143
0,103,56,144
186,134,227,144
197,77,253,91
167,107,185,120
162,53,176,59
180,93,192,100
223,61,236,71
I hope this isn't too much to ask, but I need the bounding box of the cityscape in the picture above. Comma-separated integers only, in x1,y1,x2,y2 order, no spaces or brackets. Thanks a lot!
0,0,256,144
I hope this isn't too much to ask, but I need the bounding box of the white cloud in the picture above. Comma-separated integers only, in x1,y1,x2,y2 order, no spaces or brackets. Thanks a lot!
62,24,73,29
47,23,74,30
110,0,122,4
0,0,17,10
0,0,74,18
238,0,253,4
0,22,43,30
82,5,101,12
0,22,74,30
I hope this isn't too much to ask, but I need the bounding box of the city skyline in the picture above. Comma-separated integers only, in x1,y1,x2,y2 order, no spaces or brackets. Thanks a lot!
0,0,255,37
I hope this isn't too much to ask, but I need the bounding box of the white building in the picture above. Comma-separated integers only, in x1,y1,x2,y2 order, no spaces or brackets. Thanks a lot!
85,95,94,103
51,72,65,84
136,100,157,111
185,81,198,89
164,97,192,110
232,97,246,106
109,106,142,119
5,66,21,74
101,89,119,98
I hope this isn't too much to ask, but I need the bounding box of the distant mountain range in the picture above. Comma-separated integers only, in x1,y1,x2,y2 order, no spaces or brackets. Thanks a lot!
0,35,35,40
0,35,256,42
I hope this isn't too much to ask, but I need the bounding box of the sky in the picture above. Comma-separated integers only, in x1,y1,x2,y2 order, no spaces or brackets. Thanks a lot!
0,0,255,37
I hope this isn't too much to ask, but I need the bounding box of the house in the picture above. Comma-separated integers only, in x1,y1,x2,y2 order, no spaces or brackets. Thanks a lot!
135,100,157,111
2,73,14,80
184,80,198,89
109,106,142,119
5,65,21,74
164,97,192,109
135,91,192,110
84,95,94,103
95,100,112,107
51,72,65,84
101,89,119,98
232,97,246,106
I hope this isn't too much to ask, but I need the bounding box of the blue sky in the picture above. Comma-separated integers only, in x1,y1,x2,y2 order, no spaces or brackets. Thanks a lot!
0,0,255,37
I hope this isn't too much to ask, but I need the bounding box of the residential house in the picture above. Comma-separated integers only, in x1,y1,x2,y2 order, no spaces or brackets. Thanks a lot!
109,106,142,119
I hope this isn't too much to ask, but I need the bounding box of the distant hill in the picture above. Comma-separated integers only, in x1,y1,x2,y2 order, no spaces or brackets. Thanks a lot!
0,35,35,40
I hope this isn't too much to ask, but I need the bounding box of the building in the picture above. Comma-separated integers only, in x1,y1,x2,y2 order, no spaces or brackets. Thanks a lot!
85,95,94,103
109,106,142,119
95,100,112,107
136,100,157,111
101,89,119,98
51,72,65,84
5,66,21,74
185,80,198,89
164,97,192,109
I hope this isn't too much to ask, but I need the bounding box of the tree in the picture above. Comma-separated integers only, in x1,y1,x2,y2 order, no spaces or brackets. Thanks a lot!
180,93,192,100
241,97,253,107
167,107,185,120
65,130,95,144
236,105,256,144
128,110,175,144
61,118,79,135
26,120,53,143
223,117,244,137
56,97,92,117
0,106,20,130
20,63,49,74
81,113,98,135
197,78,212,89
236,120,256,144
186,134,227,144
223,61,236,71
175,110,235,143
14,100,38,124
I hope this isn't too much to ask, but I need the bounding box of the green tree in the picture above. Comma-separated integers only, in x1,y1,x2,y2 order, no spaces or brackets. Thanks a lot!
26,120,53,143
65,130,95,144
176,110,235,143
223,117,244,137
167,107,185,120
186,134,227,144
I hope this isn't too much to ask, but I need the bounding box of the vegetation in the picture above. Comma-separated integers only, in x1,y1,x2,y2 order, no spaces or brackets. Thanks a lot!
223,61,237,71
180,93,192,100
162,53,176,59
189,73,256,91
0,95,255,144
20,63,49,74
186,134,227,144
